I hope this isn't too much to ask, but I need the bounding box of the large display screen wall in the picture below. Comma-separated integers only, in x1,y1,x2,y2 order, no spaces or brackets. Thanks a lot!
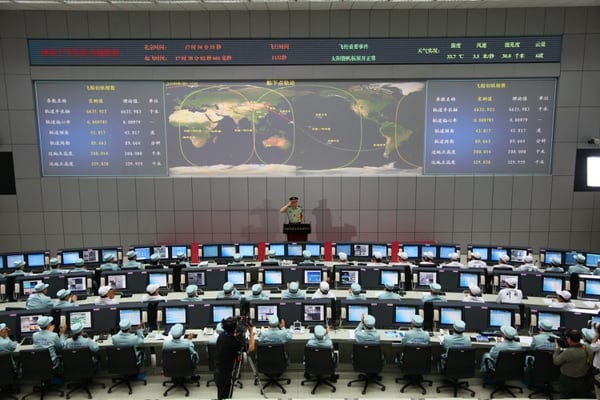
35,79,556,177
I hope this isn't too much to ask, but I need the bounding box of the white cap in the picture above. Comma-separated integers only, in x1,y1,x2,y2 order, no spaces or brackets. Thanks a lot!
539,319,554,331
350,283,362,294
146,283,159,294
268,315,279,327
575,254,586,263
506,278,517,287
13,260,26,268
471,252,482,260
423,251,434,260
430,283,442,293
468,283,481,296
176,252,186,260
338,252,348,261
302,250,312,259
398,252,409,261
49,258,59,266
268,249,276,257
126,250,136,259
103,254,115,262
251,284,262,295
170,323,184,339
556,290,572,301
56,289,71,299
74,258,84,267
98,285,112,296
450,252,460,261
319,281,329,293
499,254,510,263
523,255,533,263
373,251,382,260
233,253,243,262
150,253,160,262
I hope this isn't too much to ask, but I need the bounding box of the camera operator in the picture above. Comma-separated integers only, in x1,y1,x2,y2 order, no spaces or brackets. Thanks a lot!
553,328,592,399
214,317,255,400
583,323,600,399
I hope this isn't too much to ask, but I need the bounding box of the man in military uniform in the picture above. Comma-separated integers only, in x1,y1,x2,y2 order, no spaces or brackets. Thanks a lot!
567,254,590,275
44,258,66,275
112,319,145,365
279,196,304,223
312,281,336,300
439,320,471,369
545,258,564,273
421,283,447,303
496,278,523,304
95,285,119,305
216,282,242,300
346,283,366,300
99,254,119,271
378,281,402,300
531,319,556,351
306,325,332,349
246,284,269,301
54,288,78,308
163,323,199,365
8,260,28,276
122,250,144,270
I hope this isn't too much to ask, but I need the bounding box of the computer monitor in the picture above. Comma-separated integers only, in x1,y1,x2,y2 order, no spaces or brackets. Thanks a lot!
68,310,92,329
488,308,513,328
347,304,369,323
263,270,283,286
82,249,99,263
61,251,80,265
543,250,563,264
170,245,188,259
107,274,126,290
542,276,563,294
186,271,206,287
268,243,285,257
537,311,561,330
119,308,142,326
339,269,359,286
394,306,417,325
91,307,119,334
584,278,600,298
439,306,463,327
0,257,3,269
202,245,219,258
490,248,508,262
418,271,437,286
212,305,235,324
303,270,322,285
26,253,46,268
227,270,245,286
499,274,518,289
303,304,325,324
6,254,25,268
380,270,399,287
510,248,528,263
286,243,303,257
152,246,169,259
19,314,42,336
21,279,42,296
238,244,255,258
134,247,151,261
471,247,489,261
421,245,437,258
256,304,278,323
334,244,352,258
371,244,387,258
164,307,187,325
304,243,321,258
564,251,578,265
353,244,369,257
66,276,87,293
149,272,168,288
586,253,600,267
459,272,479,288
438,246,457,260
402,245,419,259
220,244,236,258
101,248,119,262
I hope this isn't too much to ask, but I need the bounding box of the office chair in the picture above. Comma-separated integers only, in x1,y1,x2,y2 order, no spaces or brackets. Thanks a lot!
0,352,18,400
161,349,199,397
436,346,477,397
61,348,105,399
105,345,147,395
347,343,385,395
300,346,337,394
527,349,560,399
255,343,290,394
483,349,527,398
20,348,64,400
395,344,433,394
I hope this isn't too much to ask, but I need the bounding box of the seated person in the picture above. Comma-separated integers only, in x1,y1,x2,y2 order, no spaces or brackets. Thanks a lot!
141,284,166,303
378,281,401,300
514,255,538,272
298,250,315,266
336,252,350,265
228,253,244,267
282,281,305,299
440,320,471,369
0,323,18,373
64,322,99,353
111,319,145,365
480,325,522,373
492,254,513,270
530,319,557,351
216,281,242,300
396,251,416,269
8,260,28,276
95,285,119,305
72,258,87,272
443,252,464,268
496,278,523,304
176,252,191,269
99,254,119,271
306,325,332,349
312,281,335,300
32,316,66,369
545,258,564,273
145,253,165,269
181,284,202,302
567,254,590,275
163,323,199,366
549,290,575,309
122,250,144,270
467,252,487,269
262,250,280,266
26,282,54,310
462,283,484,303
367,252,386,266
419,251,437,267
44,258,67,275
421,283,447,303
246,284,269,301
401,315,429,344
346,283,366,300
258,315,292,344
54,288,78,309
354,314,380,344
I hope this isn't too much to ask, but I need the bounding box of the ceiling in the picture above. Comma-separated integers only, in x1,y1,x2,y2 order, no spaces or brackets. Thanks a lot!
0,0,598,12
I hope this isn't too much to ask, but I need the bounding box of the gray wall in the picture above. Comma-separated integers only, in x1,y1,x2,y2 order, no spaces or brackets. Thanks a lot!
0,7,599,254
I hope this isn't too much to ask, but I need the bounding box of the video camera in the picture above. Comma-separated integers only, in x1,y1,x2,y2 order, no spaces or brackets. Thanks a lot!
233,315,252,344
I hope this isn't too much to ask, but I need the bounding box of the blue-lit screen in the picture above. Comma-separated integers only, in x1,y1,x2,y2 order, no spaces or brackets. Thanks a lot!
542,276,562,293
543,251,562,264
459,272,478,288
438,246,457,260
165,307,187,324
440,307,463,325
120,309,141,326
27,253,45,268
421,245,437,257
202,245,218,258
380,270,399,286
490,248,508,261
564,252,577,265
371,244,387,257
335,244,352,257
538,311,561,330
149,273,168,287
212,305,234,323
101,248,118,261
586,253,600,267
264,270,283,285
238,244,255,257
170,246,187,259
402,245,419,258
347,304,369,323
287,244,302,256
220,244,236,257
227,270,245,285
269,244,285,256
134,247,151,260
395,306,416,324
305,243,320,257
471,247,489,261
304,270,322,284
61,251,80,265
585,279,600,296
489,309,512,327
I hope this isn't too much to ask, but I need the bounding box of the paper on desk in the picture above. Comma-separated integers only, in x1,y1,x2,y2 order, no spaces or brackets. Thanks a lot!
519,336,533,346
348,330,355,340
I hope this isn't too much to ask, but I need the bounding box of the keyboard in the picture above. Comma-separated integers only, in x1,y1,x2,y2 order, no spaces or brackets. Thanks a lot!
21,336,33,345
479,330,501,337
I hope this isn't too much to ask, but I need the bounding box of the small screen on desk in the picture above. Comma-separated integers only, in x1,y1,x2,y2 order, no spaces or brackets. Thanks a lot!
212,305,234,323
340,270,358,285
170,246,187,259
6,254,25,267
269,244,285,257
347,304,369,323
165,307,187,324
202,245,218,258
564,252,577,265
220,244,236,258
542,276,562,293
287,244,302,257
69,310,92,329
67,276,87,292
149,273,168,288
27,253,46,268
303,304,325,323
353,244,369,257
61,251,80,265
305,244,320,257
82,249,99,263
264,270,283,285
538,312,561,330
134,247,151,261
187,271,205,286
101,249,118,262
421,245,437,258
440,307,463,325
153,246,168,259
227,270,245,285
107,274,126,290
238,244,254,258
510,248,528,263
490,248,508,262
585,279,600,296
459,272,478,288
120,309,141,326
395,306,416,324
22,280,41,296
586,253,600,267
418,271,437,286
489,309,512,328
499,274,518,289
402,245,418,258
471,247,489,261
20,315,41,334
256,305,277,322
543,251,562,264
304,270,322,285
438,246,457,260
380,270,399,286
371,244,387,258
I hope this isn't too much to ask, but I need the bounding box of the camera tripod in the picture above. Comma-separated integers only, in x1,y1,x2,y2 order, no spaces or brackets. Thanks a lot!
228,350,263,398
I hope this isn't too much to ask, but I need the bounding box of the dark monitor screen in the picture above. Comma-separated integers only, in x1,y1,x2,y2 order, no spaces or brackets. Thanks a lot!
489,308,512,328
61,251,80,265
510,248,528,263
6,254,25,268
202,245,218,258
353,244,369,257
164,307,187,325
186,271,206,287
212,305,235,323
565,252,578,265
68,310,92,329
286,243,303,257
339,269,359,286
238,244,255,258
67,276,87,292
438,246,457,260
395,306,417,325
538,311,561,330
303,270,322,285
101,248,118,262
421,245,437,258
586,253,600,267
347,304,369,323
19,314,42,336
471,247,489,261
134,247,151,261
119,308,142,326
499,274,518,289
269,243,285,257
303,304,325,324
380,270,399,287
152,246,169,259
585,278,600,297
170,246,187,259
543,250,563,264
402,245,419,258
305,243,320,257
91,307,119,333
27,253,46,268
22,279,42,296
371,244,387,258
335,244,352,257
542,276,563,293
263,270,283,285
490,248,508,262
220,244,236,258
418,271,437,286
440,306,463,326
106,274,127,290
459,272,479,288
227,270,245,285
255,304,278,324
149,272,168,288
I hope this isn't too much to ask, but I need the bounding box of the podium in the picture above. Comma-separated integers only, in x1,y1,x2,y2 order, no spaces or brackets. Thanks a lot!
283,223,311,242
